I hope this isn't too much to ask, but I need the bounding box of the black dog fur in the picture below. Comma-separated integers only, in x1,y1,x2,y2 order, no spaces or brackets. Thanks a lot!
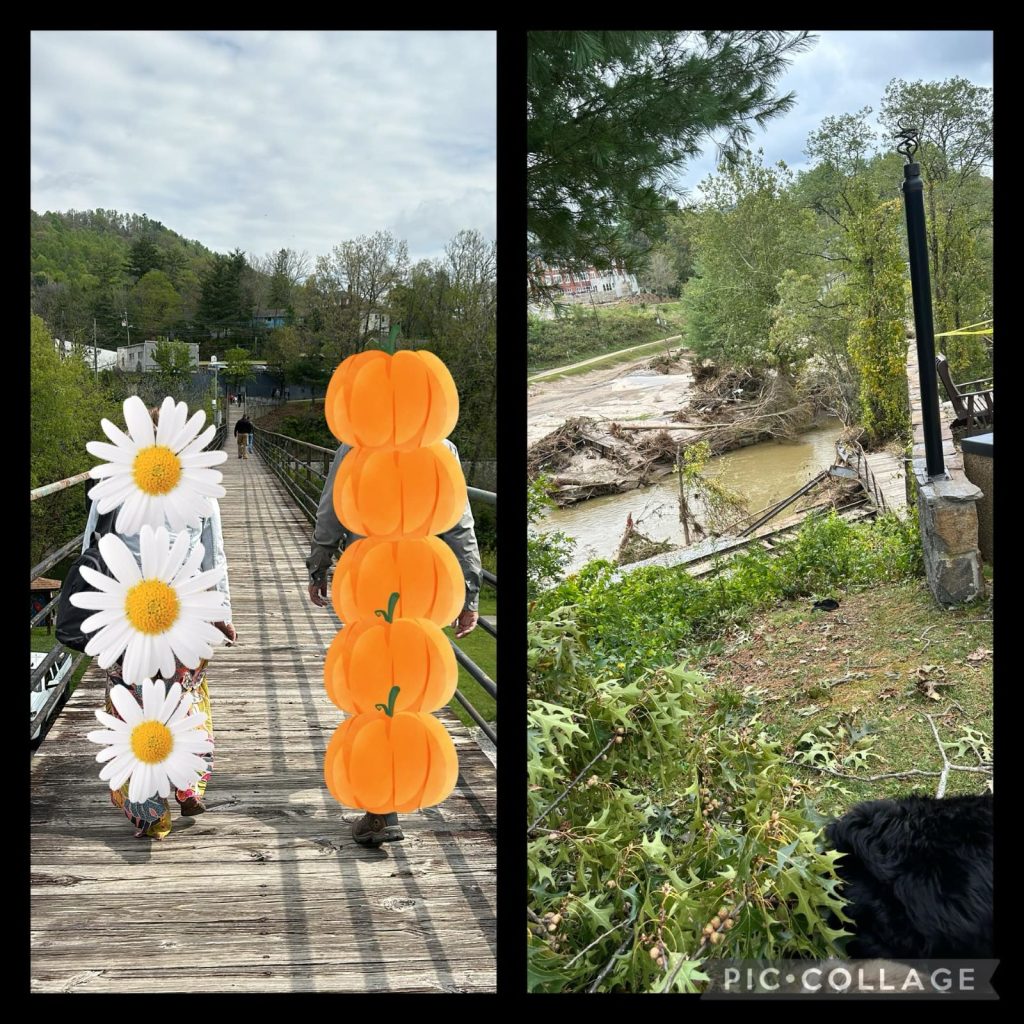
825,793,992,959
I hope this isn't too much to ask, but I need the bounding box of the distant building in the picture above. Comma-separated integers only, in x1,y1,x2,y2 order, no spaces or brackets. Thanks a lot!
54,339,118,370
533,263,640,305
117,340,200,372
252,308,288,329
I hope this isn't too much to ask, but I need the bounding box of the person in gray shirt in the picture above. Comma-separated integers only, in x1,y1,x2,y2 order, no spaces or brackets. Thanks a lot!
306,437,482,847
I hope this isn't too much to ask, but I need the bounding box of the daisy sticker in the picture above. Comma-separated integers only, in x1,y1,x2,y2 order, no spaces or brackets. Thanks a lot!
70,523,232,684
87,678,214,803
87,395,228,536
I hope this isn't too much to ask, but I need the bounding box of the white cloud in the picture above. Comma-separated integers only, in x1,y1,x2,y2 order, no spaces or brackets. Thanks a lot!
670,29,993,196
31,30,496,264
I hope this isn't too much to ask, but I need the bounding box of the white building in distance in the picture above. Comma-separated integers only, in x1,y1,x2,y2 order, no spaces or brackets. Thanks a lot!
117,340,200,372
54,339,118,370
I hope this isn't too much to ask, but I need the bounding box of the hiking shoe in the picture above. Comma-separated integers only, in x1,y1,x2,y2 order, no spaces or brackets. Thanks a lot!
352,812,404,846
178,795,207,816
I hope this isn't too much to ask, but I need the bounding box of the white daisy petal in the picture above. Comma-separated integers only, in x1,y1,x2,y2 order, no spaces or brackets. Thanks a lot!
101,417,137,451
160,531,191,581
166,697,193,728
180,473,227,498
99,534,143,586
158,642,177,682
153,768,172,799
78,566,123,593
169,409,206,453
89,633,129,669
81,609,124,633
156,397,177,446
100,749,135,783
178,424,217,457
139,526,159,578
180,597,230,618
109,758,136,793
94,709,130,732
158,684,183,723
180,450,228,468
87,619,133,661
109,684,144,727
114,493,142,536
124,396,156,448
86,440,136,465
90,484,136,515
171,708,207,730
171,542,206,586
175,567,226,595
69,591,122,610
88,462,129,480
93,744,132,765
86,729,127,747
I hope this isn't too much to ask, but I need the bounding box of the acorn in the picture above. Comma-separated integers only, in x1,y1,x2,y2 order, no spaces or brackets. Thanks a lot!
723,919,734,930
649,946,661,960
710,916,721,930
709,931,722,945
614,736,623,744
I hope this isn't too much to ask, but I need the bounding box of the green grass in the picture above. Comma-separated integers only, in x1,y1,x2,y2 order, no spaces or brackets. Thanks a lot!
31,627,92,697
701,577,993,812
448,587,497,729
528,337,686,382
527,301,687,373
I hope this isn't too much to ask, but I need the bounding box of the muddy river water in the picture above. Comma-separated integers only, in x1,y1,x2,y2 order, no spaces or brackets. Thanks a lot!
541,418,843,572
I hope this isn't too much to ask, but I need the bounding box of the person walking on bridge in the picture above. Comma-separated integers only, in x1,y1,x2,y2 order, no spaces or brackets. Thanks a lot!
81,401,237,839
306,439,482,847
234,412,253,459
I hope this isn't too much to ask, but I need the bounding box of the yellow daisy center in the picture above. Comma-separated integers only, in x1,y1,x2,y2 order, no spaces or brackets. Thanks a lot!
130,721,173,764
125,580,180,634
132,445,182,495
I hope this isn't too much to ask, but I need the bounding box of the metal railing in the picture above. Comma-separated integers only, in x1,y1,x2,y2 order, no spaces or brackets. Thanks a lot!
253,426,498,746
29,419,229,745
835,440,888,513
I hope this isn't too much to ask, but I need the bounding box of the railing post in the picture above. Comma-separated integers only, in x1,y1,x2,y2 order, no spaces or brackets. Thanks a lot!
897,125,945,478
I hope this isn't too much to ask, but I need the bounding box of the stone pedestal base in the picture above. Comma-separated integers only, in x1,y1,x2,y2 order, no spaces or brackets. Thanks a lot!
913,459,985,606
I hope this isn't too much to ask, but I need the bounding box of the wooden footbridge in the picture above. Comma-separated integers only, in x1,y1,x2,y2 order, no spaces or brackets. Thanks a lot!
30,406,497,993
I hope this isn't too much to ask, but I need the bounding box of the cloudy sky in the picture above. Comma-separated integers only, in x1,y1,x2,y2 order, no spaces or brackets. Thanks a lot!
31,30,496,265
676,30,993,196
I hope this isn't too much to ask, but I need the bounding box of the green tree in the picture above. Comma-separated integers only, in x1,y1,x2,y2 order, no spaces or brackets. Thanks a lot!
152,338,194,380
263,325,304,387
30,314,118,566
130,269,182,338
527,30,815,276
684,153,817,374
126,236,162,280
804,112,910,443
880,76,993,377
221,346,255,396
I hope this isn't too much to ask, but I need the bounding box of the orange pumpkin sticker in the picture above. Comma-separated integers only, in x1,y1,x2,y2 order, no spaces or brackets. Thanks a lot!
333,443,467,539
323,687,459,814
325,349,459,450
324,594,457,714
332,536,464,627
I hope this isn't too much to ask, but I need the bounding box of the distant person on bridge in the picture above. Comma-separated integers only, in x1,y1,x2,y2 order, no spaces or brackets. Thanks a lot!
234,413,253,459
306,439,482,847
82,403,237,839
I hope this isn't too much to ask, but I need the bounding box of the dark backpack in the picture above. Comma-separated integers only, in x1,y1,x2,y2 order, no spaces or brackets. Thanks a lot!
54,506,117,653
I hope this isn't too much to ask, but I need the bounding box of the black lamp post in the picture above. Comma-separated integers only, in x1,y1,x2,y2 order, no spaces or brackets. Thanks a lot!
897,125,945,478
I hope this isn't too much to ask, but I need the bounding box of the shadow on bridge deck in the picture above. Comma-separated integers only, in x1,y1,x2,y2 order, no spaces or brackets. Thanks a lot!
30,409,496,993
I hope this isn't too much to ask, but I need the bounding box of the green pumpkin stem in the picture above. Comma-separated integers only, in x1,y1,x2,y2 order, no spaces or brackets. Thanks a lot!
374,592,401,623
374,685,401,717
381,324,402,355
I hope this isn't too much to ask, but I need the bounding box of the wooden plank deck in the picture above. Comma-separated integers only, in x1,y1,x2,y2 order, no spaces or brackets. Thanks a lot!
31,409,497,993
